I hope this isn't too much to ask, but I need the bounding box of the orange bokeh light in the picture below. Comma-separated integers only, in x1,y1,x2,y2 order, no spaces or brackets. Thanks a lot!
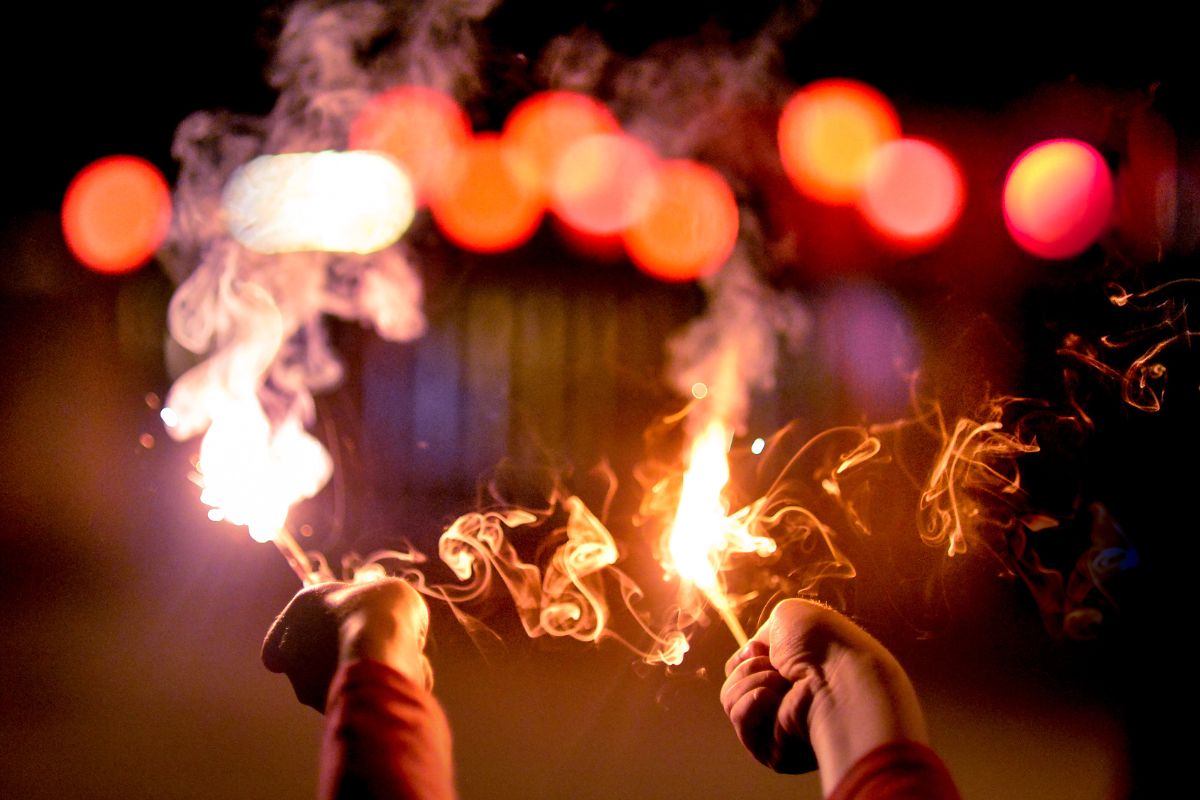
429,134,544,252
858,138,964,248
778,78,900,205
348,85,471,204
502,91,620,197
549,132,659,236
1003,139,1114,260
62,155,172,274
624,160,739,281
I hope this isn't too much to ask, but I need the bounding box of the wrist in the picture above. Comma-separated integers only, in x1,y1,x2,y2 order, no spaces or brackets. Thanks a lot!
808,650,928,795
338,606,428,688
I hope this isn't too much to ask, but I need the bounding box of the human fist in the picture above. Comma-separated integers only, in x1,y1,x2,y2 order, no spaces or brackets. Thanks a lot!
720,599,927,793
262,578,432,711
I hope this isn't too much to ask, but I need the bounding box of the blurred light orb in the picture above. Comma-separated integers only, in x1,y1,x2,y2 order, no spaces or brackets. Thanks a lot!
778,79,900,205
750,437,766,455
550,133,659,236
62,155,171,274
1003,139,1114,259
859,138,964,248
624,160,739,282
222,151,415,254
429,134,544,252
348,85,471,204
503,91,620,197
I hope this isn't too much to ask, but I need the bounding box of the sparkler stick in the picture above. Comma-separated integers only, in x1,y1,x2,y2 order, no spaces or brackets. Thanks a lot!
271,527,319,586
704,587,749,647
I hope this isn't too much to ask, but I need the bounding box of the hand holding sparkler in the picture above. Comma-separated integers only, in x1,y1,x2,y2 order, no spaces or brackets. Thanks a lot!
262,578,432,711
721,600,955,797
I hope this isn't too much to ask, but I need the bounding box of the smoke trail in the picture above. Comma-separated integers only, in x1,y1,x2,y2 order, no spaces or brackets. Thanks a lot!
1060,278,1200,414
160,0,499,537
540,18,812,434
360,488,690,664
898,390,1140,638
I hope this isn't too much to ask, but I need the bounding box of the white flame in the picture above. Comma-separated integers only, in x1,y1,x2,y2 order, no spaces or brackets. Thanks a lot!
222,151,415,254
194,398,332,543
666,420,776,592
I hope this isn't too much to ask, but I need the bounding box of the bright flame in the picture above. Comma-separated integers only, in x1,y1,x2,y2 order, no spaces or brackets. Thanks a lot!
664,420,776,643
193,399,332,544
222,151,415,254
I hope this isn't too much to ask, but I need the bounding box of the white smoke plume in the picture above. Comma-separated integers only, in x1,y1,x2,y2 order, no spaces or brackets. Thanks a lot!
537,14,814,435
160,0,499,537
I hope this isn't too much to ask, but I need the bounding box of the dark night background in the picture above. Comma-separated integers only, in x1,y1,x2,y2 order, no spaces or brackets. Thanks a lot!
1,2,1195,798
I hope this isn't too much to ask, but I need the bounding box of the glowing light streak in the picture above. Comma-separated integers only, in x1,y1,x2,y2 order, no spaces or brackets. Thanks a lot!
222,151,415,254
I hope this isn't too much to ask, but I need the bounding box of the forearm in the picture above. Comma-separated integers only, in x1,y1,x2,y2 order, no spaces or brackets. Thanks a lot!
320,659,456,800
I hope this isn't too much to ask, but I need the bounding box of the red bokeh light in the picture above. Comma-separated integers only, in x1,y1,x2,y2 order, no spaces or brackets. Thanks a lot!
858,138,964,249
348,85,471,204
502,91,620,198
1003,139,1114,260
549,133,659,236
623,160,739,282
428,134,544,252
61,155,172,275
778,79,900,205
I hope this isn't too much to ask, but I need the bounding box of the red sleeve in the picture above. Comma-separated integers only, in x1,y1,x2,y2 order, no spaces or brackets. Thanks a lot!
826,740,961,800
320,659,457,800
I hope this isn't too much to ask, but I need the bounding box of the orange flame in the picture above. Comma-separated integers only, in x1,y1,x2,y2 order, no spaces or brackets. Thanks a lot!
660,419,776,646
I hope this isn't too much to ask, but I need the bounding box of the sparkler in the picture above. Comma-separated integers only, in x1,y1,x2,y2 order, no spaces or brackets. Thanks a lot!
663,418,776,647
